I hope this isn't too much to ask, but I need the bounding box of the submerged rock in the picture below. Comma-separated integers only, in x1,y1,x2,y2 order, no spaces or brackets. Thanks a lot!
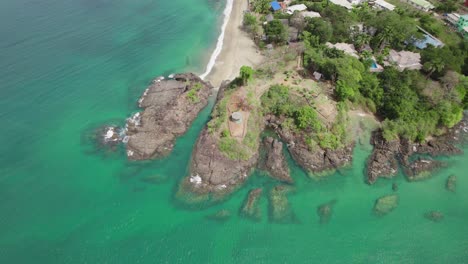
392,183,398,192
125,73,212,160
206,210,231,222
446,175,457,193
317,200,336,224
424,211,444,222
259,137,292,183
140,174,169,184
240,188,263,221
373,194,399,216
269,185,297,223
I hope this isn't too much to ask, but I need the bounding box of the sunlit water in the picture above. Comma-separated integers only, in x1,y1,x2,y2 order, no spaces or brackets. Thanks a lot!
1,0,467,263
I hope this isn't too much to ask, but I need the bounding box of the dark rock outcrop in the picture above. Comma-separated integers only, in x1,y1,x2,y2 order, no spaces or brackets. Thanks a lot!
259,137,292,183
366,123,466,184
265,115,353,175
240,188,263,220
125,73,212,160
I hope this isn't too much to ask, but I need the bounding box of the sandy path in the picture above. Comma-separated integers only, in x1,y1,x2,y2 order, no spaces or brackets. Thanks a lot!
205,0,264,87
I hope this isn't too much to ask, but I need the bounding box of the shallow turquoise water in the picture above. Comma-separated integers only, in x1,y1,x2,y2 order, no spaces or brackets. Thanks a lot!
1,0,468,263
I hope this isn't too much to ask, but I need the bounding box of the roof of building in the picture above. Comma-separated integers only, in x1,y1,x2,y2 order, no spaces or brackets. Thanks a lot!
329,0,354,9
286,4,307,14
407,0,434,9
301,11,321,18
326,42,359,58
266,14,274,22
464,26,468,32
461,14,468,20
374,0,395,10
387,50,422,70
270,1,281,11
414,34,444,49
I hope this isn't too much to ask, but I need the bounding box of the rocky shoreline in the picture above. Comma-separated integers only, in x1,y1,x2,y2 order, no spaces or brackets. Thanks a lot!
124,73,212,160
367,114,468,184
265,114,354,176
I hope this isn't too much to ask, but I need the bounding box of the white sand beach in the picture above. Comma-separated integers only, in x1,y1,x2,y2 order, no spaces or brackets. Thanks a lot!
204,0,264,87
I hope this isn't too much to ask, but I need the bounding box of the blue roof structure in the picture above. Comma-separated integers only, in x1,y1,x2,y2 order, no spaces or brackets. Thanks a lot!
270,1,281,11
414,34,444,49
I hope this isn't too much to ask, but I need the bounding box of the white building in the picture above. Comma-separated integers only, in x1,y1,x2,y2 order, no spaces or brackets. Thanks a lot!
330,0,354,9
301,11,321,18
286,4,307,14
373,0,395,11
445,13,460,26
404,0,434,12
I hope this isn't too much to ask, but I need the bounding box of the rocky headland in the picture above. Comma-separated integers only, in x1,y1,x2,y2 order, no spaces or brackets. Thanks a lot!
125,73,212,160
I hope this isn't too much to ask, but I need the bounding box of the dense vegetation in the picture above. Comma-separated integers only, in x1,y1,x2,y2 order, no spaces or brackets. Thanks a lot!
246,0,468,142
261,85,349,150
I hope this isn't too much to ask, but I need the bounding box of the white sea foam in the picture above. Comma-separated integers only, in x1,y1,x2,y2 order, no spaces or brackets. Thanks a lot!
199,0,234,80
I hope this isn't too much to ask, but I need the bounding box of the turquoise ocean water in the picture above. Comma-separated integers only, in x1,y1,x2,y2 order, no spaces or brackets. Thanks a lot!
1,0,468,263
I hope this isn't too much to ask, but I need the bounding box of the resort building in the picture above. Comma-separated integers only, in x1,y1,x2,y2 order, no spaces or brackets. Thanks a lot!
301,11,321,18
330,0,354,10
404,0,434,12
385,50,422,71
445,13,460,26
457,14,468,32
286,4,307,14
373,0,395,11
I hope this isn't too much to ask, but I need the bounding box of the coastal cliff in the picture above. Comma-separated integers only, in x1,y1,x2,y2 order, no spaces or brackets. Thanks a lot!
125,73,212,160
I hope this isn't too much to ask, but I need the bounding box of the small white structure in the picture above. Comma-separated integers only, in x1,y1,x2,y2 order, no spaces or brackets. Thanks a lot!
330,0,354,10
286,4,307,14
404,0,434,12
326,42,359,58
301,11,321,18
373,0,395,11
386,50,422,71
231,112,243,123
313,71,322,81
348,0,363,5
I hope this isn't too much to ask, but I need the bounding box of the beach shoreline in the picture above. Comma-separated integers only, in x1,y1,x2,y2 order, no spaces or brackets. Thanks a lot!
200,0,264,87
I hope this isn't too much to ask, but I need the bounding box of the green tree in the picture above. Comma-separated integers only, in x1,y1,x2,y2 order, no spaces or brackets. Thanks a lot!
264,19,287,44
239,66,254,85
243,13,258,36
336,80,356,100
305,18,333,44
294,106,322,131
423,59,445,79
252,0,270,14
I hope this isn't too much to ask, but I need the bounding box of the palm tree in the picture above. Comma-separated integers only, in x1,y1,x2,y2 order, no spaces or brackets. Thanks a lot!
377,26,394,52
423,59,445,79
354,33,371,52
